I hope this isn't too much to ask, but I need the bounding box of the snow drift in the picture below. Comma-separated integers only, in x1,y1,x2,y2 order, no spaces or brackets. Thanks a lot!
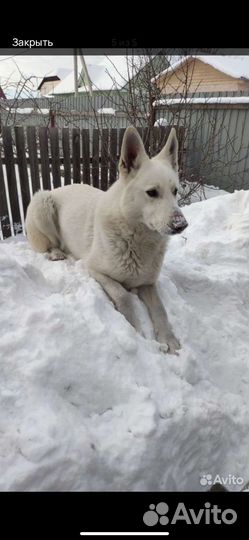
0,190,249,491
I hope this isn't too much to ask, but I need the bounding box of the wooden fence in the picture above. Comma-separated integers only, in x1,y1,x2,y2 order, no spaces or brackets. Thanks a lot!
0,125,184,239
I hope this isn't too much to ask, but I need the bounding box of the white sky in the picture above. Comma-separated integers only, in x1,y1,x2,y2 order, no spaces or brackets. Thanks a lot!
0,55,104,97
1,54,248,98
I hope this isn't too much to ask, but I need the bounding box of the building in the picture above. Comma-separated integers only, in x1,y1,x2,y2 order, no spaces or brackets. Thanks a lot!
152,56,249,95
0,86,6,99
152,56,249,192
38,75,61,96
48,56,167,96
37,69,72,96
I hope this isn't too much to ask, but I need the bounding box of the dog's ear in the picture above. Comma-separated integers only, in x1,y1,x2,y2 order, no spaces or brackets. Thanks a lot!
156,127,178,172
119,126,148,176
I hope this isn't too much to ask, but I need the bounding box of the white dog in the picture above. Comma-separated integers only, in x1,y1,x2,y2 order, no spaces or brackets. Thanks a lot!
26,126,188,353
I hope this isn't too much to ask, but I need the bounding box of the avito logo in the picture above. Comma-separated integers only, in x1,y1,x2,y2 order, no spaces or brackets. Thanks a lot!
143,502,237,526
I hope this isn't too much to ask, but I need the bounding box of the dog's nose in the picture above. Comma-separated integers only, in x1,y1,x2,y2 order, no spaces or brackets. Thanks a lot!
168,211,188,235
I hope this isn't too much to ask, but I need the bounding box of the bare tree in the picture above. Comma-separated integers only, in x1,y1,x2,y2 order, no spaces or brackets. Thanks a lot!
86,52,249,203
1,52,248,203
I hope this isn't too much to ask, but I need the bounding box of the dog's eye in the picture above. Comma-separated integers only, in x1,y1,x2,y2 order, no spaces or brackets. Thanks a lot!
146,189,159,198
173,187,178,196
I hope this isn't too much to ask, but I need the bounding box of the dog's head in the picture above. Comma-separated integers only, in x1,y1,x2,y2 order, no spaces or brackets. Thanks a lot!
119,126,188,235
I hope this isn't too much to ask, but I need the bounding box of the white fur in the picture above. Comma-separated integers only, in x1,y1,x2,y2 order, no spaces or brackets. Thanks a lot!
26,127,187,353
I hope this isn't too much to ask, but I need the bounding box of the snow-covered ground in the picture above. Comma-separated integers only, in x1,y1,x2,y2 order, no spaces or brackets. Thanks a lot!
0,190,249,492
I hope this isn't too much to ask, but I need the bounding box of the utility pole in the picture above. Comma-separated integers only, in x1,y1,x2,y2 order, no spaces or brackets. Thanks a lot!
74,48,78,97
78,48,93,96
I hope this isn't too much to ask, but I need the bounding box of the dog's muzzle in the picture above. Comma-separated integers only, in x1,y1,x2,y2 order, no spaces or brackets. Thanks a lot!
167,210,188,235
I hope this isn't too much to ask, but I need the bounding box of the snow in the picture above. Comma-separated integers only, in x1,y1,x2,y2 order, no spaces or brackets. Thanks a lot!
43,68,71,80
151,55,249,82
35,108,50,115
0,190,249,491
50,56,142,94
5,107,49,114
97,108,116,115
191,184,229,202
48,69,97,95
154,118,169,126
154,96,249,106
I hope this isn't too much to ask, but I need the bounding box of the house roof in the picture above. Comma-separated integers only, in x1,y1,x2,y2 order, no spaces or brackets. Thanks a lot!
49,56,142,94
152,56,249,83
0,86,6,99
37,76,60,90
37,68,72,91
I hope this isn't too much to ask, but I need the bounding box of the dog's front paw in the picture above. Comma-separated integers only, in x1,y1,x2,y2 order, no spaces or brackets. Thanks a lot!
159,334,181,356
46,248,67,261
159,342,170,354
167,335,181,355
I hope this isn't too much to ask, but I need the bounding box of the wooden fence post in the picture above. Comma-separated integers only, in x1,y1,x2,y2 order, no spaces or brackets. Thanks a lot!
100,129,109,191
82,129,90,185
2,126,22,234
27,126,40,195
49,127,61,188
109,129,118,186
72,128,81,183
0,150,11,238
62,128,71,185
92,129,99,188
39,127,51,190
15,126,31,217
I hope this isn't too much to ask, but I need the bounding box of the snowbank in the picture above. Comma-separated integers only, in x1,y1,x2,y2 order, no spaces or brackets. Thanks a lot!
0,190,249,491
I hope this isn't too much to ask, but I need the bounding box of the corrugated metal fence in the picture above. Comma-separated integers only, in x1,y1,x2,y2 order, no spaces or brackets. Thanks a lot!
1,90,249,190
0,92,137,130
154,91,249,191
